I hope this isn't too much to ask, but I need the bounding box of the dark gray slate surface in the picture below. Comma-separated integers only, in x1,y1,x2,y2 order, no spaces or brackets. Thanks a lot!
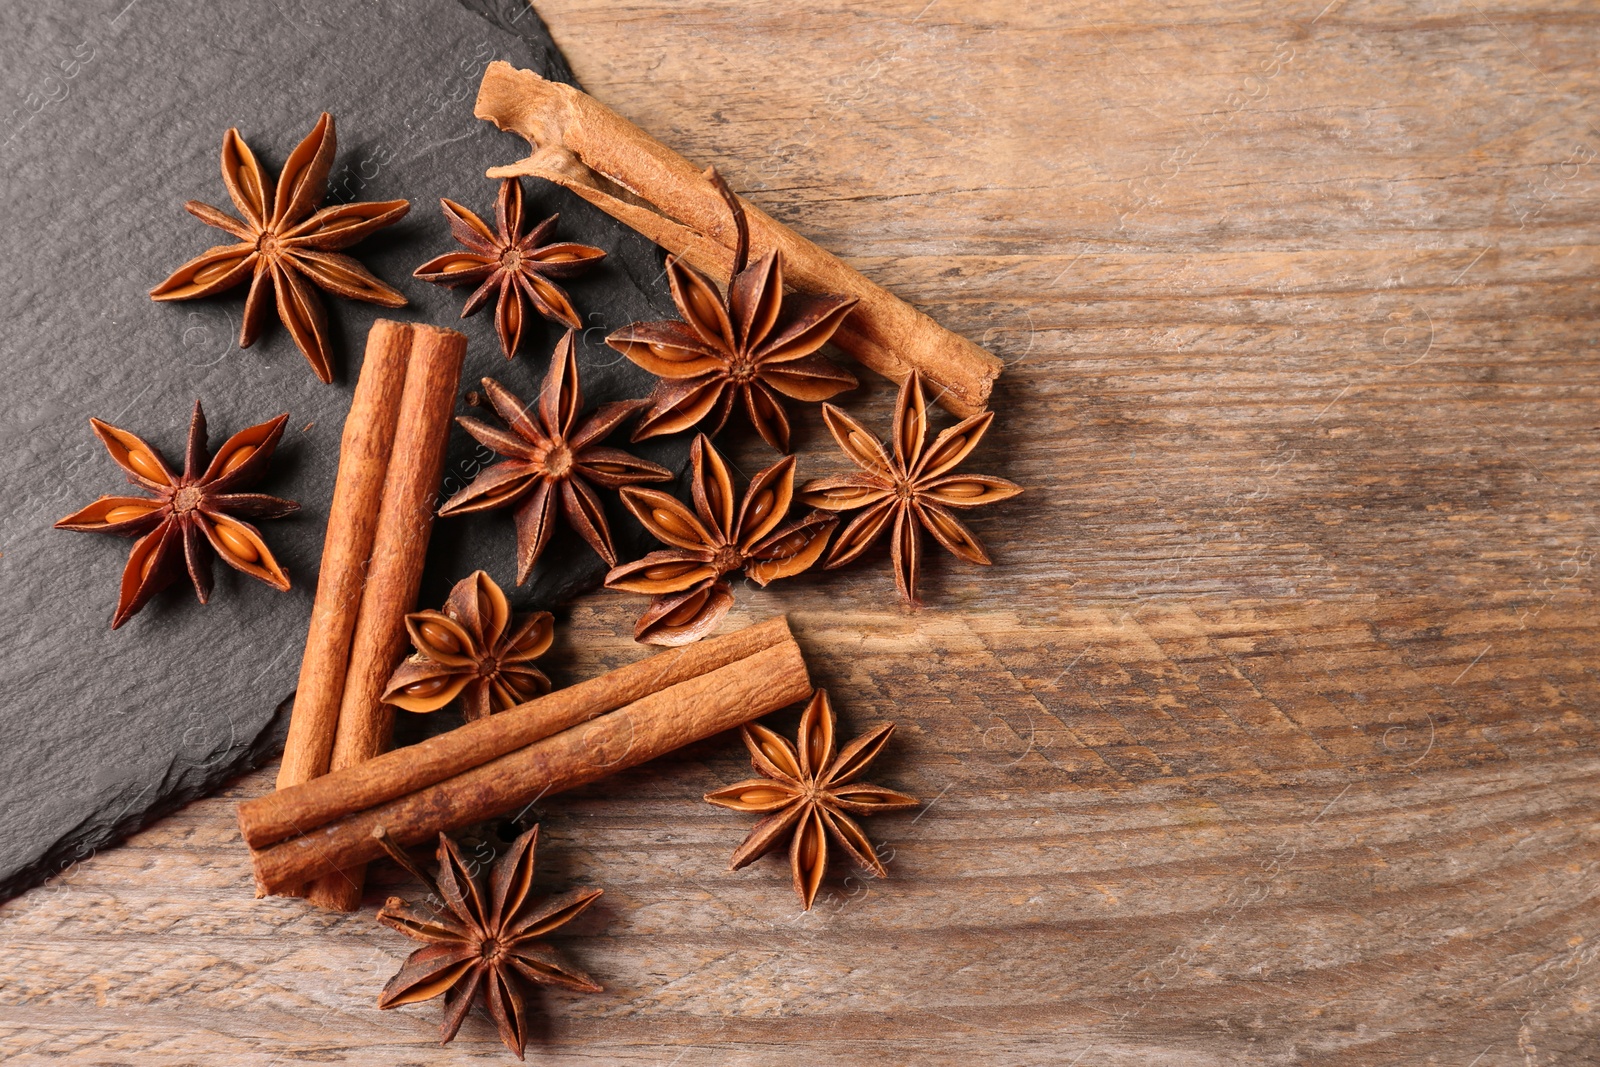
0,0,684,900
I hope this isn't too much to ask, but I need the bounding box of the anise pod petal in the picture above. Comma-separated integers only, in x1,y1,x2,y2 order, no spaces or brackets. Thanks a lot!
54,495,165,536
917,473,1023,509
890,506,921,605
796,689,837,779
437,460,541,516
436,834,492,934
291,250,407,308
519,211,557,250
818,805,887,878
743,721,803,782
492,668,550,712
893,371,930,468
752,293,857,365
666,255,735,350
822,499,897,569
827,722,897,787
219,127,272,228
734,454,797,550
270,112,336,228
287,199,411,250
509,945,604,994
742,382,792,453
196,510,291,590
439,196,498,252
520,272,582,330
630,377,734,442
461,679,496,722
453,416,541,462
539,331,583,438
568,398,648,452
87,418,174,488
914,410,997,481
496,176,524,243
375,942,479,1008
604,550,718,595
728,249,783,352
238,261,276,349
502,611,556,664
799,476,892,514
704,778,802,813
560,477,618,567
494,275,525,359
404,610,478,666
605,321,726,379
790,806,830,910
619,486,716,552
183,522,214,605
726,801,806,870
201,411,290,488
272,261,335,382
208,492,299,519
828,783,921,815
488,824,539,932
744,511,835,586
527,241,606,279
414,250,497,286
461,272,506,322
484,965,529,1059
633,579,733,646
819,403,893,477
375,899,476,944
506,885,604,942
183,199,255,242
112,523,182,629
481,378,548,447
758,352,859,403
573,444,672,489
917,500,994,566
450,570,511,650
382,659,474,713
148,243,257,302
437,966,486,1045
511,478,558,584
689,435,737,541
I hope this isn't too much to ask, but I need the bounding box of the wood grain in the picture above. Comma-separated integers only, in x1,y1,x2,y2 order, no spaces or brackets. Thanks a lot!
3,1,1598,1063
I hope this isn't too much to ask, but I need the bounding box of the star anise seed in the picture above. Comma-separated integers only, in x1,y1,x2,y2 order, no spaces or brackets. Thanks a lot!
604,433,836,645
605,167,858,452
705,689,918,910
55,400,299,628
438,330,673,583
799,370,1021,606
382,570,555,721
375,824,602,1059
150,113,410,383
414,178,606,359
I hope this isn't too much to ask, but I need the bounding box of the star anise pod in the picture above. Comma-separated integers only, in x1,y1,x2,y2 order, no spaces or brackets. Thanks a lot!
438,330,673,583
799,370,1021,606
605,168,858,452
705,689,917,911
604,433,836,646
55,401,299,628
382,570,555,721
414,178,606,359
150,113,409,383
375,824,602,1059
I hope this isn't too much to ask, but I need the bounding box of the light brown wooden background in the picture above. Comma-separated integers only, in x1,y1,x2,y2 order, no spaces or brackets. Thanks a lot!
5,1,1599,1064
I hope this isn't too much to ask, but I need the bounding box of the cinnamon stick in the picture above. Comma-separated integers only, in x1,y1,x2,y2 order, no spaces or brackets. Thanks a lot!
306,323,466,911
251,637,812,896
473,60,1002,417
238,615,795,850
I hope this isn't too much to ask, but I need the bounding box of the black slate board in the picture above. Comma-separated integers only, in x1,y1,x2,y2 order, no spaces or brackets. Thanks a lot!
0,0,685,901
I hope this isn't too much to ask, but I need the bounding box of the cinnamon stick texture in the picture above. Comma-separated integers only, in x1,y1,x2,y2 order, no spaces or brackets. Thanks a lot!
277,320,413,796
473,60,1002,417
305,323,466,911
238,615,795,850
251,637,812,896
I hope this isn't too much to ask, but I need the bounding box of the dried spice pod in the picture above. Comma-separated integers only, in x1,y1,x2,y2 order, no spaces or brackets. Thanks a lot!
438,330,673,582
414,177,605,359
800,370,1022,606
605,168,858,452
382,570,554,722
705,689,917,910
150,113,409,383
55,400,299,628
374,824,601,1059
605,433,835,645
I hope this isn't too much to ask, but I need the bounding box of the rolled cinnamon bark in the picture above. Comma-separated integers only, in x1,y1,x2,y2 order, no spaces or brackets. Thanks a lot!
251,637,812,896
474,60,1002,417
238,615,795,849
305,323,466,911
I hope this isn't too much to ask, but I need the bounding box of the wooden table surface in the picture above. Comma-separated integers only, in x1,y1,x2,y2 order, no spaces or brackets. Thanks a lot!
6,2,1599,1064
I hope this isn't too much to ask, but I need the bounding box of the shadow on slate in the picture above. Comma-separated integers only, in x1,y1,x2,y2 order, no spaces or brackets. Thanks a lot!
0,0,687,902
